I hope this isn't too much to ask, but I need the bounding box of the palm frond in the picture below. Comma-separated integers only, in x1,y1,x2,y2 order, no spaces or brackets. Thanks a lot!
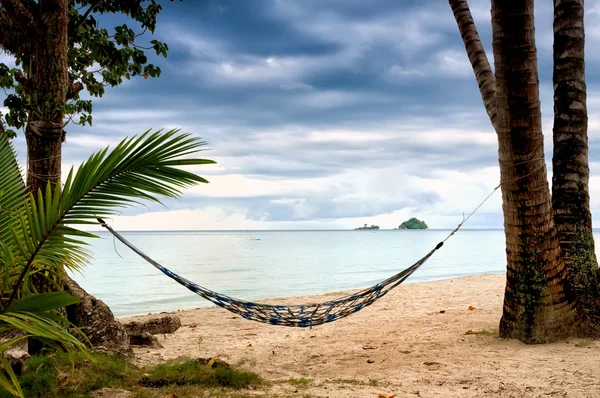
0,129,213,397
0,292,89,398
0,136,27,250
12,129,214,285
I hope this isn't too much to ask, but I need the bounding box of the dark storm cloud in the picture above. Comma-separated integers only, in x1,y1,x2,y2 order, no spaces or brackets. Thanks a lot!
10,0,599,226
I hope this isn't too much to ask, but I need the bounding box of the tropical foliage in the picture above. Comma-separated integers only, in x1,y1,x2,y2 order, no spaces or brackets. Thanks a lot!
399,218,428,230
0,0,174,137
355,224,380,230
0,129,214,396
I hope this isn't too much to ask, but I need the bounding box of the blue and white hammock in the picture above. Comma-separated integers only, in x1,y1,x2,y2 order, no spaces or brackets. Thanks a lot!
99,219,443,328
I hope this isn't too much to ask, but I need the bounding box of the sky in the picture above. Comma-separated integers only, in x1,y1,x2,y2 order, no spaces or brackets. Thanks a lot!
3,0,600,231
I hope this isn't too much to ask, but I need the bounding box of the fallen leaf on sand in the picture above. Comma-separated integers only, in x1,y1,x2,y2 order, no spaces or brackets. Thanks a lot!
468,305,476,311
379,394,395,398
247,343,253,347
367,359,375,363
362,345,378,350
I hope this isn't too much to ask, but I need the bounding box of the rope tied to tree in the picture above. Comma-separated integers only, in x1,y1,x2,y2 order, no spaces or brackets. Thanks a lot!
27,121,66,142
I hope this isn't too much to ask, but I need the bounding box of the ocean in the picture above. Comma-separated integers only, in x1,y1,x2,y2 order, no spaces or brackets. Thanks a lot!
73,229,509,317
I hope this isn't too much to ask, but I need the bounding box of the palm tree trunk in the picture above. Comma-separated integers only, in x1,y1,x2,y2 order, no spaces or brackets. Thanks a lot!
491,0,583,343
552,0,600,318
448,0,497,129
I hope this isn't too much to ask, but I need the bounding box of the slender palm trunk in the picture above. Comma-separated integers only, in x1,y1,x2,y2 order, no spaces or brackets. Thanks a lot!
552,0,599,317
492,0,583,343
448,0,497,129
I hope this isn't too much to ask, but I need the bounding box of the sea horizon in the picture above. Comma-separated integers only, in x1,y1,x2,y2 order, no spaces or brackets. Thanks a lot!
86,227,506,233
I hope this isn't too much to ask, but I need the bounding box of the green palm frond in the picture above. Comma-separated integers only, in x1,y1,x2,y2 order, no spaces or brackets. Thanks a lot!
0,128,215,397
0,292,88,398
8,128,214,298
0,136,27,249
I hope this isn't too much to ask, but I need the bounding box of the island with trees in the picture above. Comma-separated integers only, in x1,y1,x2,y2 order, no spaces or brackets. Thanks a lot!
355,224,380,230
398,217,428,229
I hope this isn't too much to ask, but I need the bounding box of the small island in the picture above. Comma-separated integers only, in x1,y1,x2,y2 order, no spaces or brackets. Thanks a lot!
355,224,380,230
398,217,428,230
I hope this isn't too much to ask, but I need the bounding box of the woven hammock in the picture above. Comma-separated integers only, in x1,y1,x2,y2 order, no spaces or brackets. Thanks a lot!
99,219,443,327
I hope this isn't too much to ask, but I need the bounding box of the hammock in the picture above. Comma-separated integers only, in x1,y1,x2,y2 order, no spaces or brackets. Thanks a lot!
98,219,443,327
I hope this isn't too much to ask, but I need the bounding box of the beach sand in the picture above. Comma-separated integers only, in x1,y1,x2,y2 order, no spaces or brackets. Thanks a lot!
121,274,599,397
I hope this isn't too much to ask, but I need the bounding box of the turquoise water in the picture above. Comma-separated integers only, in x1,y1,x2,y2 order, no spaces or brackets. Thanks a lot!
72,229,508,317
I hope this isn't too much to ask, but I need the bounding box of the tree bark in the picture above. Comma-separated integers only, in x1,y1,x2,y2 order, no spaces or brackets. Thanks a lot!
21,0,130,355
491,0,585,343
25,0,69,193
448,0,497,129
551,0,600,318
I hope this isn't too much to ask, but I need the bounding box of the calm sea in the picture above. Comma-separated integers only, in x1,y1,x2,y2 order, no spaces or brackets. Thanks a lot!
73,229,510,317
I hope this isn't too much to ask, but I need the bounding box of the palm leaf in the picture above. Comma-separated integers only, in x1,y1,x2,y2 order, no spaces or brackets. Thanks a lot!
8,129,214,297
0,129,214,397
0,293,89,398
0,136,27,259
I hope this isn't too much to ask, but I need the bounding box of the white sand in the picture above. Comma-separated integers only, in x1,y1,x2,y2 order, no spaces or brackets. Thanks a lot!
121,274,599,397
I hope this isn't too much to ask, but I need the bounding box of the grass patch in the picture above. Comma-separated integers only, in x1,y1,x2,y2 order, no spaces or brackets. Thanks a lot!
288,377,312,389
0,351,262,398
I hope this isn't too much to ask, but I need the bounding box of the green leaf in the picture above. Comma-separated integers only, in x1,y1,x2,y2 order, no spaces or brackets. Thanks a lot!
4,292,80,314
3,1,176,133
0,355,22,397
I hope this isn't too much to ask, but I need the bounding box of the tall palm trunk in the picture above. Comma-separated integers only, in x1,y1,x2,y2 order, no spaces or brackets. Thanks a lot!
552,0,599,317
491,0,581,342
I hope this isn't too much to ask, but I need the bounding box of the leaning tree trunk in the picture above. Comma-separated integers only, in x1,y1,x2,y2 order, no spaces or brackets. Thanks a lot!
448,0,497,129
491,0,584,343
552,0,600,319
25,0,130,355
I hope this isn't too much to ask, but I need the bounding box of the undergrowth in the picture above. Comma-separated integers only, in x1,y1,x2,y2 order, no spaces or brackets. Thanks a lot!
0,351,262,398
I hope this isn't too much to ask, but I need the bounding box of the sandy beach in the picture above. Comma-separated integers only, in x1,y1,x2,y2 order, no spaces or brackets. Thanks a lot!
121,274,599,397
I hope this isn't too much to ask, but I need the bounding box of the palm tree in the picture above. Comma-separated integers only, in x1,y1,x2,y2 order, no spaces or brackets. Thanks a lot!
0,128,214,396
490,0,581,342
449,0,594,341
551,0,599,316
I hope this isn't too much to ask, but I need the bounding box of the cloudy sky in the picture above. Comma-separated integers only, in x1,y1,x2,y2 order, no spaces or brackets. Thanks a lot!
4,0,600,230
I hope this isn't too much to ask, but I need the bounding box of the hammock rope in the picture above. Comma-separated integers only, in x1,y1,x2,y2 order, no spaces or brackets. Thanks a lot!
97,177,504,327
98,219,442,327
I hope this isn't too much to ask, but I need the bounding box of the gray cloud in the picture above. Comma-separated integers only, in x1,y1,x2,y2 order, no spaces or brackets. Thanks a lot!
6,0,600,228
